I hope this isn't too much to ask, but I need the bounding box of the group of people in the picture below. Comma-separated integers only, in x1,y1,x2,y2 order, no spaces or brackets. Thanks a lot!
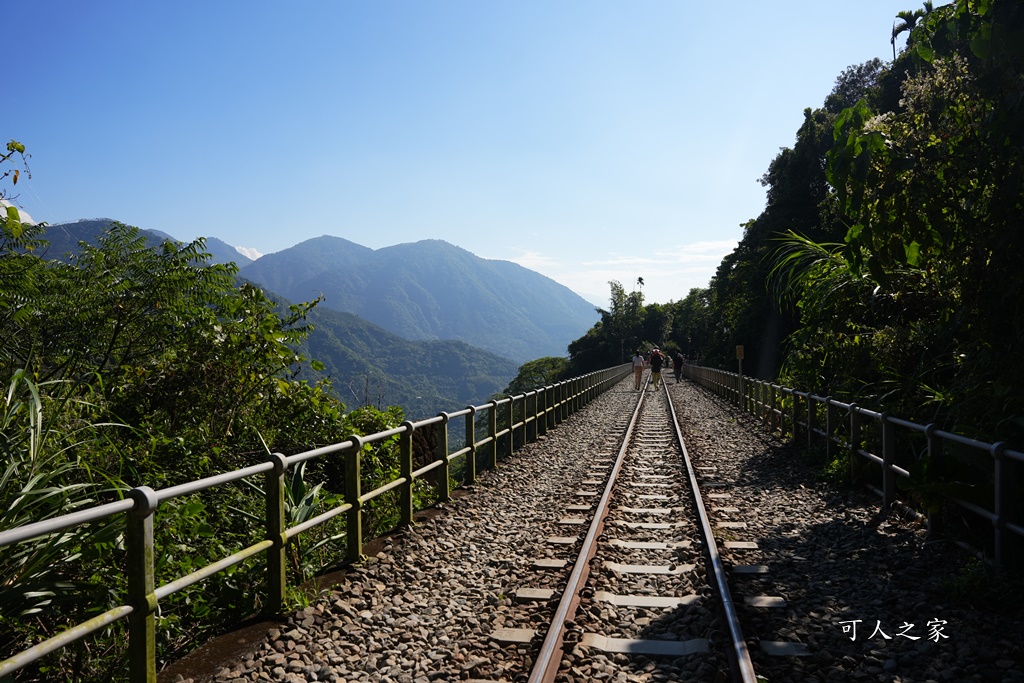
631,348,685,390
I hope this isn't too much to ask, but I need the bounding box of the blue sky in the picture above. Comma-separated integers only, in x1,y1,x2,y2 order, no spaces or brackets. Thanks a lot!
8,1,908,306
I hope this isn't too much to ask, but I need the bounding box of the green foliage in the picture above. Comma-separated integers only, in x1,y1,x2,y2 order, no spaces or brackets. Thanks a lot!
567,280,668,374
232,460,343,579
819,453,849,488
0,371,129,682
0,219,369,680
298,305,519,420
807,0,1024,438
504,356,569,395
0,372,122,623
553,0,1024,567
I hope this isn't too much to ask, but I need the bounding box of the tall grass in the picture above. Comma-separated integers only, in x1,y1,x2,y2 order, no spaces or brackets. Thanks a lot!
0,370,127,681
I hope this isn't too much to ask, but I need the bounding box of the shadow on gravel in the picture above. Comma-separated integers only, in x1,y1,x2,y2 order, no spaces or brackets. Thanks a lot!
684,389,1024,681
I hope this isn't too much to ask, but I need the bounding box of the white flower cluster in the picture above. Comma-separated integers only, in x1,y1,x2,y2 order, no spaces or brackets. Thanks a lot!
899,54,973,115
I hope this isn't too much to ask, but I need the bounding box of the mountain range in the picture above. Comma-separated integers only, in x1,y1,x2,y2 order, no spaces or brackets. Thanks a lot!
238,236,597,362
33,219,597,417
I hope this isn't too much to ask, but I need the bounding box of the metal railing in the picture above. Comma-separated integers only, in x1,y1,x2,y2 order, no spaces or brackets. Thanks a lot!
684,364,1024,565
0,363,632,682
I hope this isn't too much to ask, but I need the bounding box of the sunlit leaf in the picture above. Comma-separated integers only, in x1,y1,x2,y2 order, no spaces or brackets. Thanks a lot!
6,205,22,238
916,39,935,62
905,240,922,266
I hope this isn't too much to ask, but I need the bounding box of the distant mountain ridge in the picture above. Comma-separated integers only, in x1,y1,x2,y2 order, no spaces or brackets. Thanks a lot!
295,305,518,419
35,219,253,267
31,220,525,415
36,225,595,365
240,236,598,362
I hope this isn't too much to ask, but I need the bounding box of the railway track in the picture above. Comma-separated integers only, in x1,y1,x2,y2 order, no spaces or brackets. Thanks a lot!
162,375,1004,683
486,380,764,682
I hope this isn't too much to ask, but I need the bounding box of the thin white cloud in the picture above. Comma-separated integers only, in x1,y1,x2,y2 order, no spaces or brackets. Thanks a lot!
486,238,739,306
235,245,263,260
502,249,562,272
585,239,738,268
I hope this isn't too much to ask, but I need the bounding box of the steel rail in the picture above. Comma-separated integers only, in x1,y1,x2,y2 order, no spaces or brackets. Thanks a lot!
527,378,649,683
663,384,758,683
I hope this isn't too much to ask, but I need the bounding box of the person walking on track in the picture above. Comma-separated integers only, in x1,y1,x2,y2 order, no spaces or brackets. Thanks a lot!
631,349,645,390
649,348,665,389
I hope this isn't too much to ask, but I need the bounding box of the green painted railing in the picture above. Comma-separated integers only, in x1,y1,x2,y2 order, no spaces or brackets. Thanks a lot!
0,363,632,682
684,364,1024,565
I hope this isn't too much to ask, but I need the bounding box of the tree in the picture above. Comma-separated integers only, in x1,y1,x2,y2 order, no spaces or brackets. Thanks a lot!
603,280,645,363
788,0,1024,438
504,356,570,395
891,2,933,61
567,281,655,375
0,219,372,679
0,140,44,332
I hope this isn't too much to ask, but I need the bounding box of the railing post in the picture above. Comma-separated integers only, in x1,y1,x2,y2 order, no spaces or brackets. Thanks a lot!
806,394,815,449
345,436,364,564
265,452,288,615
881,413,896,510
512,396,522,448
993,441,1008,565
465,407,477,485
849,406,863,485
399,422,415,527
769,384,778,433
505,399,514,458
538,388,547,437
487,400,498,469
436,412,451,501
126,486,158,683
792,391,801,444
825,397,835,462
545,385,554,432
923,423,938,536
529,391,536,437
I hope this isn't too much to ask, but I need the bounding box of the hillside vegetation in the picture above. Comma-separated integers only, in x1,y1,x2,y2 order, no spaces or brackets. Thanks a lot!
558,1,1024,448
0,214,437,679
23,219,520,417
296,304,519,419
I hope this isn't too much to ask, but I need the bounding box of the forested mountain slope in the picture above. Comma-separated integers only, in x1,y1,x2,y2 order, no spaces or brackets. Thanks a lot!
296,305,519,419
